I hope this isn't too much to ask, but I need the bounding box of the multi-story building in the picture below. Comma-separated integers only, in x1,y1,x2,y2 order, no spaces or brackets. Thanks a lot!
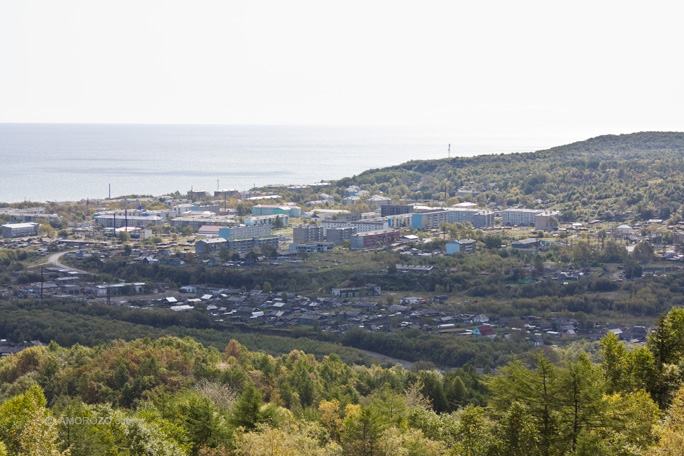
1,223,39,238
227,236,279,253
350,229,400,250
326,227,356,245
472,211,495,228
534,211,561,230
322,219,388,235
446,238,477,254
251,205,302,218
169,215,236,230
411,210,448,229
289,242,334,254
195,238,228,254
245,214,289,227
502,209,543,226
352,219,389,232
214,189,240,198
367,195,392,207
219,225,271,240
411,208,495,229
381,205,414,217
94,214,163,228
293,224,325,244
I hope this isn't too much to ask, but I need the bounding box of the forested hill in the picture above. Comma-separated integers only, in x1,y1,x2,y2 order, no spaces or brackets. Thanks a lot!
336,131,684,222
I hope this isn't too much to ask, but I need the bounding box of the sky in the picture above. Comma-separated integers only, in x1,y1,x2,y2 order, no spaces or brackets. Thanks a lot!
2,0,684,139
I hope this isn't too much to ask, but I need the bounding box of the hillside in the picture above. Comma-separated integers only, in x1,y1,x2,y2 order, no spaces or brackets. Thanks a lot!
335,132,684,222
1,308,684,456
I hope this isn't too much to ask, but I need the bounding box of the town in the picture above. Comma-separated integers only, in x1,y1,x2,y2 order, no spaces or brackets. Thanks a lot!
1,178,675,360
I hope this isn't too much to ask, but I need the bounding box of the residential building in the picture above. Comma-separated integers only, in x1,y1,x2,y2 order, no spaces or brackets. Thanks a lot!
226,236,279,253
251,205,302,217
293,224,325,244
512,238,540,250
381,205,414,217
367,195,392,207
94,214,163,228
535,211,560,230
345,185,361,196
1,223,39,238
350,229,400,250
472,211,495,228
244,214,289,227
343,196,360,205
411,210,448,229
326,227,356,245
322,219,388,235
219,225,271,240
170,215,236,230
83,282,146,297
214,189,240,197
616,224,633,236
289,242,334,254
502,209,543,226
195,238,228,254
446,239,477,254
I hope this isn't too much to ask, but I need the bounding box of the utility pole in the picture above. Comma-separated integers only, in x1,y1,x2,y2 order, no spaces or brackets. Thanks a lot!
40,266,44,300
448,144,451,159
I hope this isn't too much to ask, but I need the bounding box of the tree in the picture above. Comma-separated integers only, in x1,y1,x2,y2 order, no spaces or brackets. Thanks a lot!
647,308,684,408
235,421,341,456
225,339,243,360
341,404,384,456
230,384,263,430
17,406,69,456
557,355,606,452
633,242,655,264
273,216,284,229
0,385,68,455
600,332,629,393
490,355,559,456
39,223,56,238
648,385,684,456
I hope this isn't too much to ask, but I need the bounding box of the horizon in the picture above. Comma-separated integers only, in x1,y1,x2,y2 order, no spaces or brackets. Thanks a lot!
0,126,680,205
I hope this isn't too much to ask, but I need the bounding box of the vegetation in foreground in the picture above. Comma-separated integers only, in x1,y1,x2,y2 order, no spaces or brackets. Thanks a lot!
0,307,684,455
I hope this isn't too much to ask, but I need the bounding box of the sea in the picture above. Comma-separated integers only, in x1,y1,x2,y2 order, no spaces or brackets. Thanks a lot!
0,123,573,204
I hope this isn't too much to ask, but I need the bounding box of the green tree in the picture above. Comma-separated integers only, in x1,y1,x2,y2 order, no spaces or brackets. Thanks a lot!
230,384,263,430
273,216,284,229
557,355,606,452
117,231,131,243
490,355,559,456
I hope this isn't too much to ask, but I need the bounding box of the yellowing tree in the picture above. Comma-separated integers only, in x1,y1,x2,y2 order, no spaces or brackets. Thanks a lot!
648,386,684,456
235,422,341,456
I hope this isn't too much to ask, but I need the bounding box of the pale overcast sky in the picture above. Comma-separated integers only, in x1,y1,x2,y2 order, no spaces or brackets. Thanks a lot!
2,0,683,138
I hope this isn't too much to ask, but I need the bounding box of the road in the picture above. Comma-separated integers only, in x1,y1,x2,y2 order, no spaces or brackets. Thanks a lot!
42,251,88,274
